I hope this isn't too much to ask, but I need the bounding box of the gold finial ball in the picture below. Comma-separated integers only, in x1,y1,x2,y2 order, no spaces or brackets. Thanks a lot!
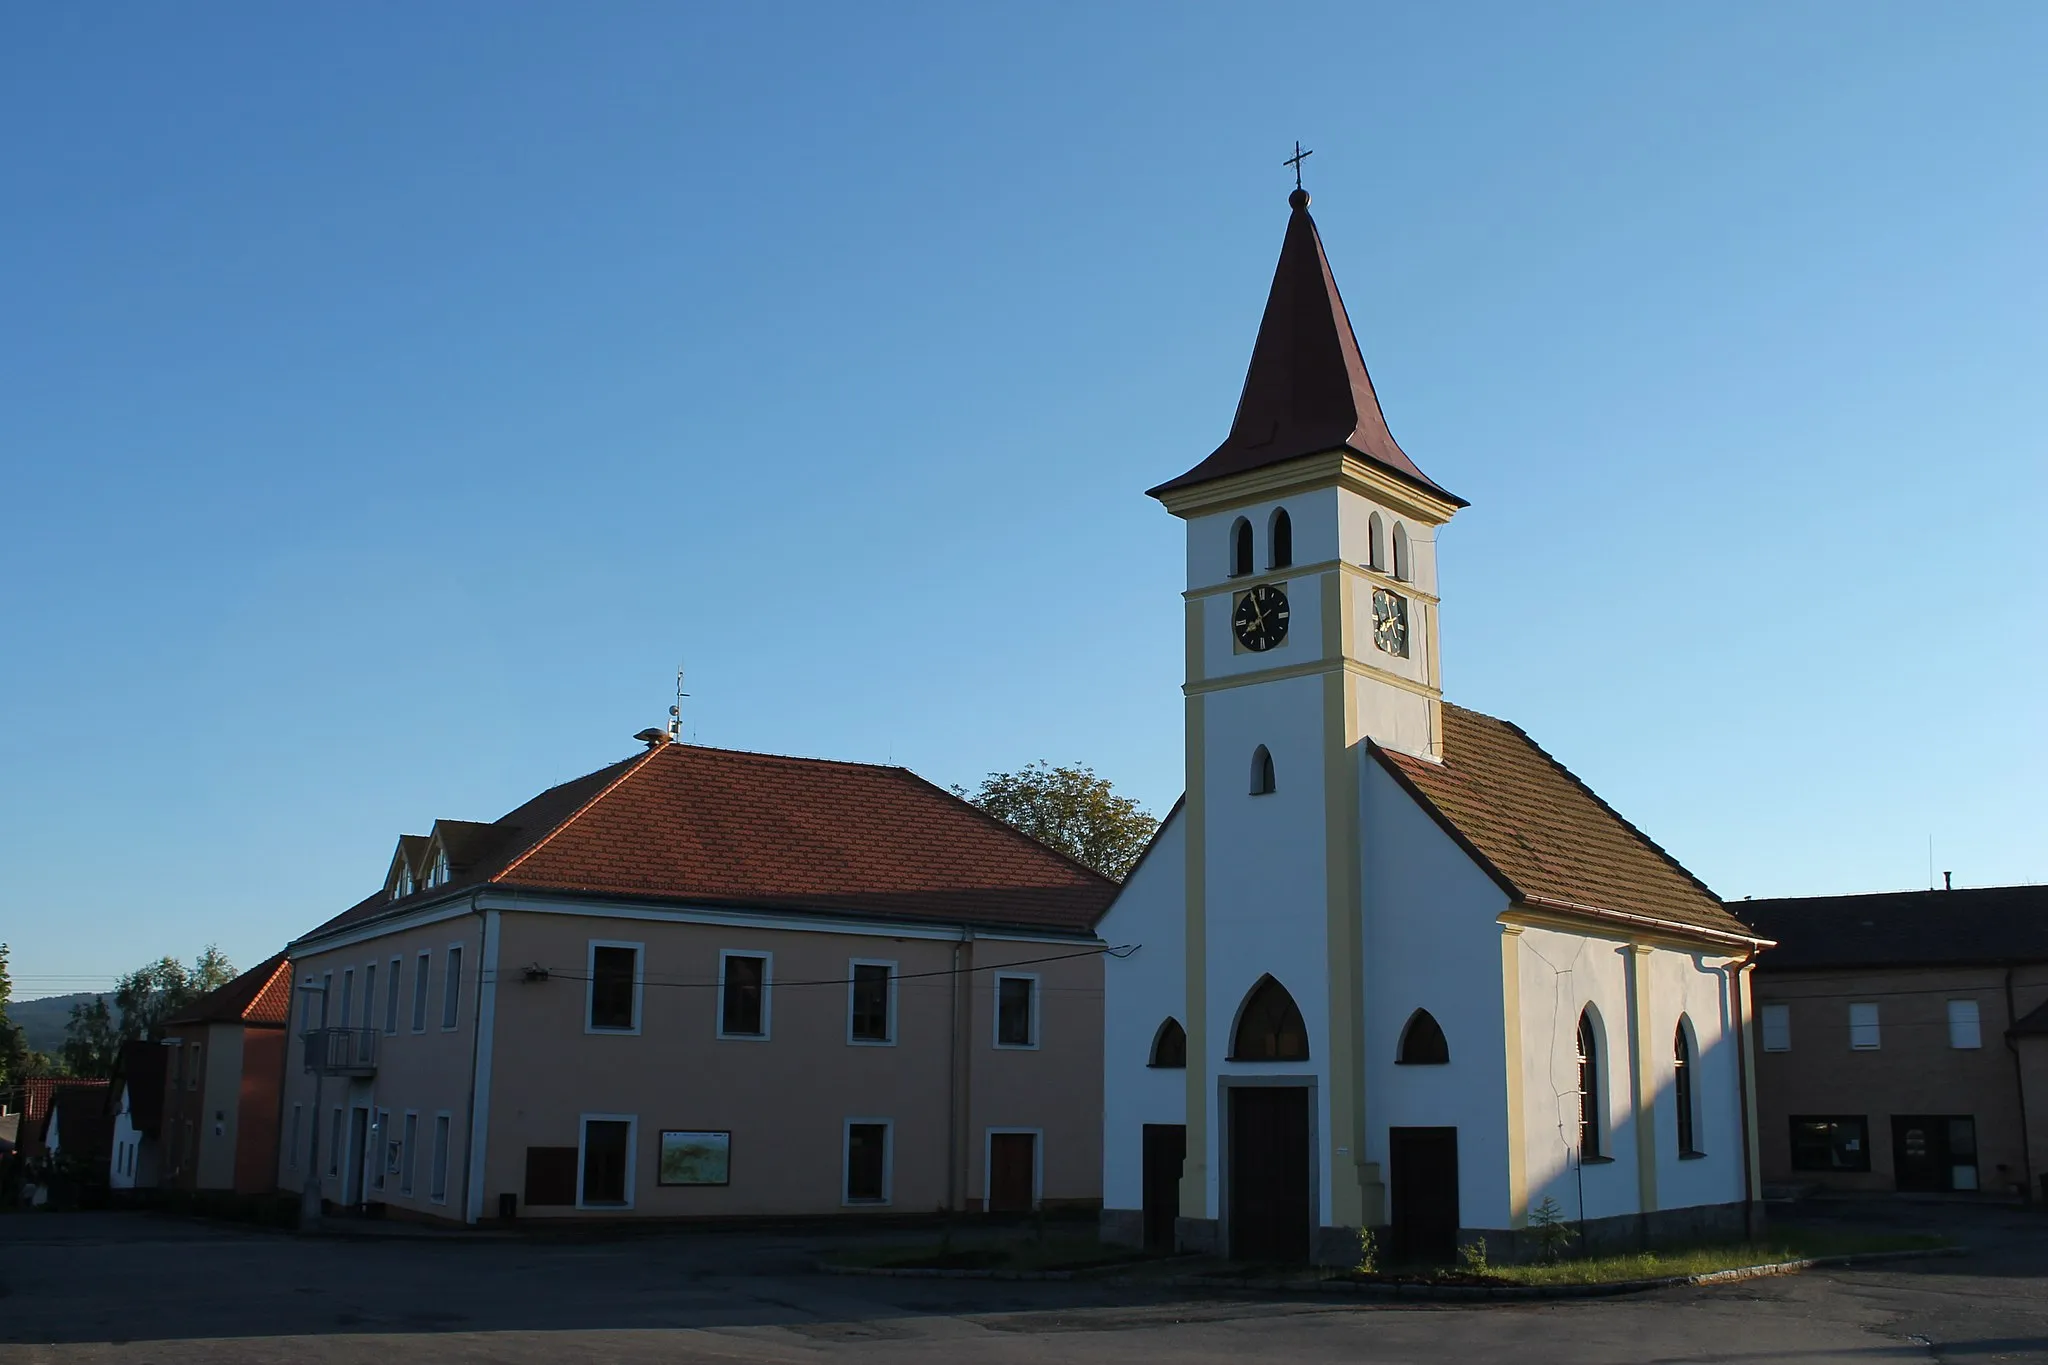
1289,187,1310,210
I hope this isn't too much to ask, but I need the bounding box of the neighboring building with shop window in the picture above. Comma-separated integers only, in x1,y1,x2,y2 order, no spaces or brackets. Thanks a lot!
157,953,294,1193
277,736,1116,1224
1734,885,2048,1201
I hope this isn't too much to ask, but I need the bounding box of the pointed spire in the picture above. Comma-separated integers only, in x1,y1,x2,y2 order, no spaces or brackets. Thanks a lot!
1149,191,1463,506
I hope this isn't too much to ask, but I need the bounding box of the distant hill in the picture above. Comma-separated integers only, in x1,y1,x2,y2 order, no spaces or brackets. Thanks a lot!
8,993,106,1055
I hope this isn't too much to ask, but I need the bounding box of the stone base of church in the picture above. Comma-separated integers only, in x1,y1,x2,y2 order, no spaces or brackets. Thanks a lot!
1174,1216,1221,1255
1312,1225,1369,1267
1098,1207,1144,1248
1464,1198,1762,1263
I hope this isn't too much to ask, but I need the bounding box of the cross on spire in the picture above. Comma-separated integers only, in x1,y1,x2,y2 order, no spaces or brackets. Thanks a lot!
1284,140,1313,191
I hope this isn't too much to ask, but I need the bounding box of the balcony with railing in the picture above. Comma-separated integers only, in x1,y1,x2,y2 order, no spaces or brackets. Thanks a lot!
302,1027,379,1077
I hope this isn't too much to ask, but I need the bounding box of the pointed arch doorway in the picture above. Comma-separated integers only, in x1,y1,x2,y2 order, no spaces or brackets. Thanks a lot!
1222,975,1315,1262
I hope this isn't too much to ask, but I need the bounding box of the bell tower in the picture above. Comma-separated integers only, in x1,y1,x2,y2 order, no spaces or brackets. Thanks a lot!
1148,184,1465,1255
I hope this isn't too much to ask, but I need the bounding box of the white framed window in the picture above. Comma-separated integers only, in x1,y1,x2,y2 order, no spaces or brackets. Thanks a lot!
847,959,897,1046
586,941,644,1034
441,944,464,1030
361,964,376,1033
288,1104,302,1169
718,950,772,1040
1761,1003,1790,1052
577,1113,637,1209
1948,999,1982,1050
994,973,1040,1049
340,968,355,1028
384,958,402,1035
429,1112,451,1204
843,1118,893,1205
320,972,333,1028
1849,1002,1881,1050
329,1108,344,1177
399,1111,419,1196
412,952,431,1032
370,1109,387,1191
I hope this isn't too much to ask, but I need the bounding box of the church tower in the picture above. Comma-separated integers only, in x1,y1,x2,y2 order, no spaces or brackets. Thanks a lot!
1147,186,1466,1254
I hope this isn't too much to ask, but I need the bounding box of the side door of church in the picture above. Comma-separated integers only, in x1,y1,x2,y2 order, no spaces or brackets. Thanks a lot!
1388,1126,1459,1264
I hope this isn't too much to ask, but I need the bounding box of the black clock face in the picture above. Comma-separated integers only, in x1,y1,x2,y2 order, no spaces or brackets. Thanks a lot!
1372,588,1409,657
1232,584,1290,652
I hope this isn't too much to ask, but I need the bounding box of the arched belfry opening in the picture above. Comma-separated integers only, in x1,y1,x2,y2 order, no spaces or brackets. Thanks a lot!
1149,1017,1187,1069
1230,975,1309,1061
1395,1008,1449,1065
1268,507,1292,569
1230,517,1254,578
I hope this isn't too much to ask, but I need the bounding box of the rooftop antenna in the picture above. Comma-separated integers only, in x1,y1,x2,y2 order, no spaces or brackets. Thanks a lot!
667,665,689,743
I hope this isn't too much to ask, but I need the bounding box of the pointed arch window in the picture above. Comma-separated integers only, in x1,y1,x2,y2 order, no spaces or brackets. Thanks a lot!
1268,508,1292,569
1577,1009,1603,1160
1395,1008,1449,1065
1368,512,1387,572
1391,522,1410,582
1675,1018,1702,1157
1149,1017,1187,1069
1230,518,1254,578
1231,975,1309,1061
1250,745,1276,795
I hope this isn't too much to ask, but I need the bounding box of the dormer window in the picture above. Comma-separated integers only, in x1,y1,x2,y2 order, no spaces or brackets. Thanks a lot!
428,852,450,888
394,865,414,900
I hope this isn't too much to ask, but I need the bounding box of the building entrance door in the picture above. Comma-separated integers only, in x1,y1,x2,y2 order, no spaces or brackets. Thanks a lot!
1142,1123,1186,1250
1388,1126,1460,1263
988,1132,1036,1212
1228,1086,1311,1262
1892,1116,1978,1192
344,1106,369,1206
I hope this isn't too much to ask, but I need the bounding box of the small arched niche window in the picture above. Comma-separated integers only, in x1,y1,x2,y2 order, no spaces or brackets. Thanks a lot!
1675,1017,1701,1157
1577,1009,1603,1160
1249,745,1276,795
1149,1017,1187,1069
1367,511,1387,572
1231,975,1309,1061
1391,522,1411,582
1229,517,1254,578
1395,1008,1449,1065
1268,508,1293,569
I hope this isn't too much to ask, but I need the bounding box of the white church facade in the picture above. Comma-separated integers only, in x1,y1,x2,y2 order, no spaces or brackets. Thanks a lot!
1099,186,1772,1264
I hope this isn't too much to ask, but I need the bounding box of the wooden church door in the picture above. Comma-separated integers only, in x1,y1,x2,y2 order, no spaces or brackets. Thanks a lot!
1228,1086,1311,1261
1388,1126,1460,1263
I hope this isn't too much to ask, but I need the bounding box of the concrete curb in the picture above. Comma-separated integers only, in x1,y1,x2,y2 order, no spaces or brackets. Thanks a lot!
819,1245,1964,1298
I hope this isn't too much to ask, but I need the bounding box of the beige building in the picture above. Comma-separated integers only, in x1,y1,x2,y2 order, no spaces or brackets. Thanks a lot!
1736,886,2048,1202
277,733,1116,1224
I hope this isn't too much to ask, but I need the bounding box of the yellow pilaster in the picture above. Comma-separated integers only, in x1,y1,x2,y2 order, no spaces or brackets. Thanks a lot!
1180,599,1209,1222
1321,569,1375,1227
1500,925,1527,1226
1624,943,1659,1214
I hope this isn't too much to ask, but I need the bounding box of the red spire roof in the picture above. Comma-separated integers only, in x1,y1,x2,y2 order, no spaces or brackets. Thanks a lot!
1150,190,1463,506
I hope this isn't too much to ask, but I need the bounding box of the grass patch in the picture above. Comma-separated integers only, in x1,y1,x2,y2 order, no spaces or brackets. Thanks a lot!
1478,1231,1951,1287
826,1231,1163,1274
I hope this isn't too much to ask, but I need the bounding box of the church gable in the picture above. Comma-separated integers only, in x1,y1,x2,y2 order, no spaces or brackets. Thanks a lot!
1371,704,1757,942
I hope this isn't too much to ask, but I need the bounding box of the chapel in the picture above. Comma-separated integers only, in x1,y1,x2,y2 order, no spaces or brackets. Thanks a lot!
1099,184,1773,1263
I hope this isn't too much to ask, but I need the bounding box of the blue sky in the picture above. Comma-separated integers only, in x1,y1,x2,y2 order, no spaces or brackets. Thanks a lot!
4,4,2043,998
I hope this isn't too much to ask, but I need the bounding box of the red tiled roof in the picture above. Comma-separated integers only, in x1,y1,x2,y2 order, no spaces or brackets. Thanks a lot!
301,744,1120,945
163,953,293,1028
1149,190,1463,506
1374,705,1760,943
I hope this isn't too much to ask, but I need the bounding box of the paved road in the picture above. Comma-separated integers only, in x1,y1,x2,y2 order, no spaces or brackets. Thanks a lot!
1,1203,2042,1363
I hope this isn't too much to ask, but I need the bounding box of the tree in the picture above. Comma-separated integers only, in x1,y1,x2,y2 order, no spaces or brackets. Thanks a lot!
91,946,238,1052
954,762,1159,882
0,943,26,1088
60,997,120,1078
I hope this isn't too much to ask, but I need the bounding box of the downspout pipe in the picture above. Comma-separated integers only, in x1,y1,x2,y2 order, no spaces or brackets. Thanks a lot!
462,893,485,1224
2006,967,2035,1203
